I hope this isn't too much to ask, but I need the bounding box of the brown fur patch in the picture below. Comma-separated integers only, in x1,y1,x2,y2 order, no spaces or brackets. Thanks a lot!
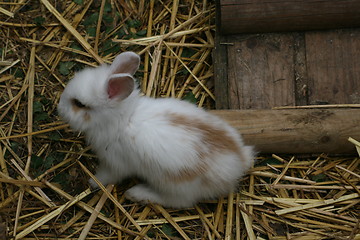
71,99,90,113
72,104,80,113
169,161,208,183
83,112,91,122
165,113,242,182
168,113,241,154
70,100,91,122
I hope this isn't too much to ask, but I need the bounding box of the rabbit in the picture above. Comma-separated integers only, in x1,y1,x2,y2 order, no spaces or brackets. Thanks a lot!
57,51,254,208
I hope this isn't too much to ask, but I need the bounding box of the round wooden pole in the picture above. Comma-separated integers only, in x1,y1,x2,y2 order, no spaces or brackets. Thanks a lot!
219,0,360,34
212,108,360,154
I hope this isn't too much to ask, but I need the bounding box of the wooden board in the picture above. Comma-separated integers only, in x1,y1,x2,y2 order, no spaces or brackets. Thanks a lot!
226,34,295,109
216,30,360,109
219,0,360,34
306,29,360,104
212,108,360,154
214,0,230,109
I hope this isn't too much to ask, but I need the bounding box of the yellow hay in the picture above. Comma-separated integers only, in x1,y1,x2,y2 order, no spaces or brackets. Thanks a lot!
0,1,359,239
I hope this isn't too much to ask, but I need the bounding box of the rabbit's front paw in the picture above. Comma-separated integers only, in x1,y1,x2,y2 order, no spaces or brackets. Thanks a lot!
125,184,162,205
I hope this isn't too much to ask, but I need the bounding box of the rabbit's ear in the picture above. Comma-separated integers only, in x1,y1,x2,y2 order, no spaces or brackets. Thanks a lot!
107,75,134,100
110,52,140,76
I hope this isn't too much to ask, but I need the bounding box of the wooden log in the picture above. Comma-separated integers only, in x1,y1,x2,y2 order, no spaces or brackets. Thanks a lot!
211,108,360,154
219,0,360,34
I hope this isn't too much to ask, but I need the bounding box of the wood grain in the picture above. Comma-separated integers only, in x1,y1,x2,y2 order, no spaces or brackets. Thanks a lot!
212,108,360,154
226,34,295,109
306,29,360,105
293,33,309,106
219,0,360,34
214,0,230,109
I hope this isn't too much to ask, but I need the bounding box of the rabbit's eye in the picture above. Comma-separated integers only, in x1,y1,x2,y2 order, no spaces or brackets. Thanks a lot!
72,98,87,109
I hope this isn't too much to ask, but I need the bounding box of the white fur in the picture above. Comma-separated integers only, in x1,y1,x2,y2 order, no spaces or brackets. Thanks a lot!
58,51,254,208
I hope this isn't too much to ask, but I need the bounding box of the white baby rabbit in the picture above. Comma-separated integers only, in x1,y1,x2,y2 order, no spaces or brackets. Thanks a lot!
58,51,254,208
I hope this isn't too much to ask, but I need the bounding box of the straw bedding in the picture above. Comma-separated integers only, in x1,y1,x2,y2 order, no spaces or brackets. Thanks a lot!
0,0,359,239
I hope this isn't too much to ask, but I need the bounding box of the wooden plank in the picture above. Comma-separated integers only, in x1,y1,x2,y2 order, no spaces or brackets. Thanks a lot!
293,33,309,106
214,0,230,109
219,0,360,34
306,29,360,105
226,34,295,109
211,108,360,154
